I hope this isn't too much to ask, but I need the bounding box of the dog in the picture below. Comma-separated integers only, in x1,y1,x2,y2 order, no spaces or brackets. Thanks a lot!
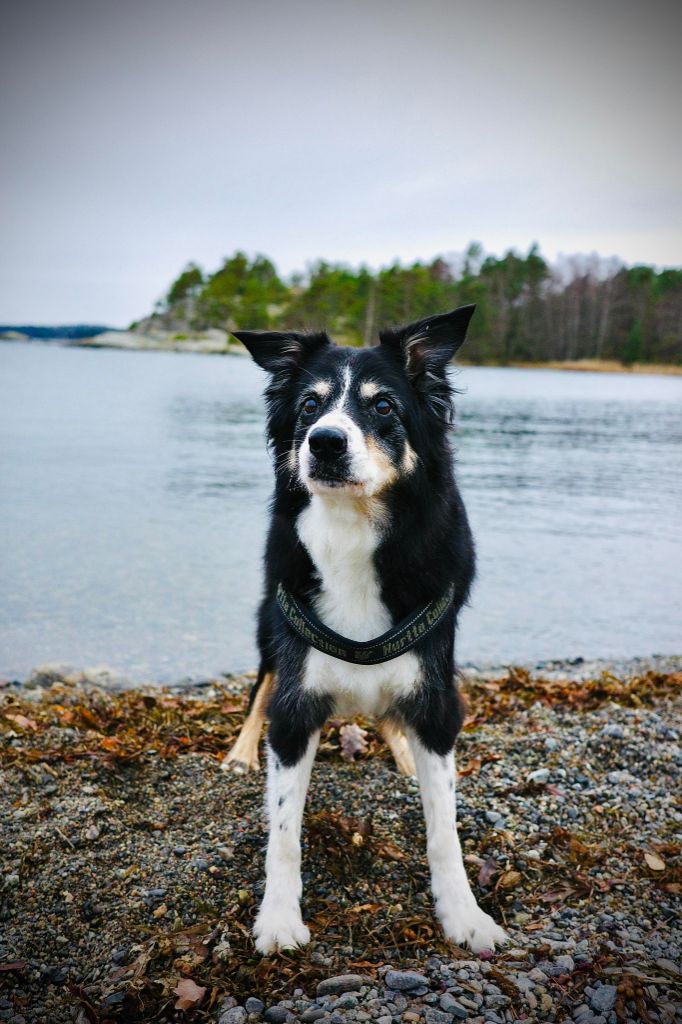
224,305,508,955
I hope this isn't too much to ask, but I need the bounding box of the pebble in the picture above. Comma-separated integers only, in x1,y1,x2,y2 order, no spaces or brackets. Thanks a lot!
263,1009,289,1024
219,1010,247,1024
526,767,550,784
301,1010,327,1023
589,985,617,1013
245,998,265,1016
440,993,469,1018
385,970,429,991
424,1011,452,1024
317,974,366,996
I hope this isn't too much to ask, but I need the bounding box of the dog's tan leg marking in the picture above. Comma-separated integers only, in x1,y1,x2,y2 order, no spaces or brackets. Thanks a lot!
222,672,274,773
379,719,417,776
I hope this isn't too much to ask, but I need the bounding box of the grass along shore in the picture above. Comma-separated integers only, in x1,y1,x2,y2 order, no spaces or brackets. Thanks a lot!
1,659,680,1023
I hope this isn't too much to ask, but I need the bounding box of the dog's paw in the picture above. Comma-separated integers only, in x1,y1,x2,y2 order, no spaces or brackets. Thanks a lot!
253,904,310,955
439,902,508,953
221,748,260,773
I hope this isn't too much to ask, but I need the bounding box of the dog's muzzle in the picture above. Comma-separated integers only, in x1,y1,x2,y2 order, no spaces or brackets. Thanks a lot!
307,426,353,484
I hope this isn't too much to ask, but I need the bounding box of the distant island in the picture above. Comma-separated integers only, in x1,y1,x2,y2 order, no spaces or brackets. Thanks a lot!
4,244,681,369
0,324,115,340
131,244,681,368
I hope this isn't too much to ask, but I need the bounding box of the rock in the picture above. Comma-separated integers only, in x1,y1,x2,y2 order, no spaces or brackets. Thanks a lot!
263,1009,289,1024
385,969,429,991
485,810,503,824
526,768,550,784
601,724,624,738
440,992,469,1019
316,974,366,996
554,954,575,973
590,985,617,1013
334,995,358,1009
301,1010,327,1023
245,998,265,1016
424,1012,453,1024
219,1009,247,1024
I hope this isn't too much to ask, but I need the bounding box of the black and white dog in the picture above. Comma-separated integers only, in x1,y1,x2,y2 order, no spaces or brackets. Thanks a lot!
225,306,507,955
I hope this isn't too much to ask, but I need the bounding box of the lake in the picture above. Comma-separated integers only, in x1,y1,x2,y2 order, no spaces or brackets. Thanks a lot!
1,342,680,682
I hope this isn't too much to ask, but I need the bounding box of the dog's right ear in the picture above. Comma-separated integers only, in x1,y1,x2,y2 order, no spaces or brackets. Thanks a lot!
232,330,330,375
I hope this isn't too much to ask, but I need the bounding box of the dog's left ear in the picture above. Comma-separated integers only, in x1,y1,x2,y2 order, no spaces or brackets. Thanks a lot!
232,330,331,375
380,305,475,380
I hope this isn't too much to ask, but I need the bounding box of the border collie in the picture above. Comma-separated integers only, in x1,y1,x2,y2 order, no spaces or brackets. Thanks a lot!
224,306,507,955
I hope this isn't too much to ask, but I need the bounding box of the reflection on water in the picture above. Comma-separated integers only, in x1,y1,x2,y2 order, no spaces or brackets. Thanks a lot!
0,344,680,681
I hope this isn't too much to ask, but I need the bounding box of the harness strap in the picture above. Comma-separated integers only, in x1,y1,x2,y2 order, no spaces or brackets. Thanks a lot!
276,582,454,665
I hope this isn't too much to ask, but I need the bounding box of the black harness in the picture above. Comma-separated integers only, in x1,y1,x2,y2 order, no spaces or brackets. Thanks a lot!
276,582,454,666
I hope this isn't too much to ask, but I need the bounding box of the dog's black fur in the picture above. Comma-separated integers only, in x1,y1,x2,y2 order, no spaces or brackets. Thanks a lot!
234,305,476,769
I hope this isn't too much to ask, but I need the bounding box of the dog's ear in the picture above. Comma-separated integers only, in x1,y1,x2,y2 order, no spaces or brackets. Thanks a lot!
379,305,475,380
232,329,330,375
379,305,475,422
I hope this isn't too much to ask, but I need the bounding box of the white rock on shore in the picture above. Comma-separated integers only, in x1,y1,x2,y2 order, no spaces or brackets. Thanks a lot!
73,327,246,355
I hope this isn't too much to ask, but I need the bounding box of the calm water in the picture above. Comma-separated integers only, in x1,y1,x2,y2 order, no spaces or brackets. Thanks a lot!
1,343,680,682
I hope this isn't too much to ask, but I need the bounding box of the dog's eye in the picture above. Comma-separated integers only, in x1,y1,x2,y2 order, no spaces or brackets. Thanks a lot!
375,397,393,416
301,396,319,416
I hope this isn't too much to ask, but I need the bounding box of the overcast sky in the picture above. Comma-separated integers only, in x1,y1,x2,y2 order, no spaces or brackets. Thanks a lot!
1,0,680,325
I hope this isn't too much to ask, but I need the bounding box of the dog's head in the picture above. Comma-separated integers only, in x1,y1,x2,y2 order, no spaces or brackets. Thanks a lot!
234,305,474,499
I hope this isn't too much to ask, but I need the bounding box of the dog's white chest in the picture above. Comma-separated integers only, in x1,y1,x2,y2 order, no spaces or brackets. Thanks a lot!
296,496,420,715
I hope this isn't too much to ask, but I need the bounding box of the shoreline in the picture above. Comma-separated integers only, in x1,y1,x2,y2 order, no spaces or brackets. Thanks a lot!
1,659,680,1022
3,332,681,376
7,653,682,694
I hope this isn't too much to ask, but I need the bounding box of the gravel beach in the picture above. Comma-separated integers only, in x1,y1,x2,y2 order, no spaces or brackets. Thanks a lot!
1,658,680,1023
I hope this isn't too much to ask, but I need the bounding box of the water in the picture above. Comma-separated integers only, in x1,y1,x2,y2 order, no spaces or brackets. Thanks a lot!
1,342,680,682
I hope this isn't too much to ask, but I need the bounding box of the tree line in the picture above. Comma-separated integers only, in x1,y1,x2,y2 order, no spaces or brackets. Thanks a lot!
137,244,682,365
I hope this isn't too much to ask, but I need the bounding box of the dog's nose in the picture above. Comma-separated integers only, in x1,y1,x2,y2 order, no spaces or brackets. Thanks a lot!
308,426,348,458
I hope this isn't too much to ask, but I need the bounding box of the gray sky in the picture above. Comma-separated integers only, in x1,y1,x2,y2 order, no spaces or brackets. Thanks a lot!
1,0,680,325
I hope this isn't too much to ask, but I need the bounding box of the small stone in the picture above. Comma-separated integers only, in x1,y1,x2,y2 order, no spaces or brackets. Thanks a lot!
424,1011,452,1024
440,994,468,1019
245,998,265,1016
526,768,550,784
316,974,366,996
301,1010,327,1023
485,810,502,824
220,1009,247,1024
554,954,575,973
385,969,429,991
264,1009,290,1024
334,995,358,1009
590,985,617,1013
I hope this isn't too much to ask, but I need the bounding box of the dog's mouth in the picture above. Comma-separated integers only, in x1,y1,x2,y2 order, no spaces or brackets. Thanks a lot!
306,470,365,494
310,475,361,487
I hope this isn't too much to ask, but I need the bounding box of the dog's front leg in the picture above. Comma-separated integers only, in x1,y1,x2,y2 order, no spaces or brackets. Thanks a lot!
253,731,319,954
407,730,508,952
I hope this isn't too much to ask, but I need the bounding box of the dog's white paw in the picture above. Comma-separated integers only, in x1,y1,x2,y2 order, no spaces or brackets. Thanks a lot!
439,901,508,952
253,904,310,955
